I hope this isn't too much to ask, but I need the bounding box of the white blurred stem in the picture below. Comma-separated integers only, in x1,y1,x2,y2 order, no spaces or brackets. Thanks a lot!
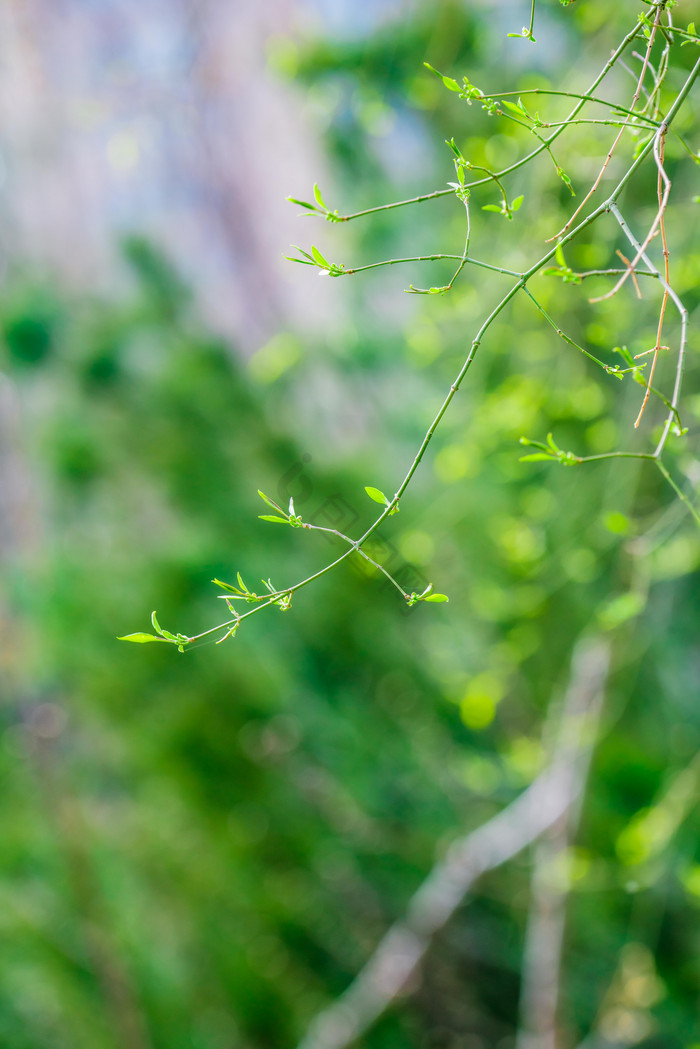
297,637,610,1049
516,638,611,1049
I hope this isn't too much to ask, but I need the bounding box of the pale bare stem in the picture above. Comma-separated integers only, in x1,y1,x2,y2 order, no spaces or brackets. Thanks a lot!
614,249,642,299
634,130,670,428
605,202,687,456
548,4,662,243
515,639,610,1049
590,125,670,304
296,638,611,1049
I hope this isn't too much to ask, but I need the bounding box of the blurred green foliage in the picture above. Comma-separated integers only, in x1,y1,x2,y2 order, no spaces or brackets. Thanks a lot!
3,2,700,1048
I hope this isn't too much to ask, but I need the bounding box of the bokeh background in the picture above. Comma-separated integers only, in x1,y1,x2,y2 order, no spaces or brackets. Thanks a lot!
2,1,700,1047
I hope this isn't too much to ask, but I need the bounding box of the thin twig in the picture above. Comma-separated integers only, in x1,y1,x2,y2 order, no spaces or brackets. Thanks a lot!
548,4,662,242
606,201,688,456
590,125,670,305
614,249,642,299
634,129,670,427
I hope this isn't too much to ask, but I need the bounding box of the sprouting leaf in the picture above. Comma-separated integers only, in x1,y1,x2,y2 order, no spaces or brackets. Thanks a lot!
520,452,556,462
258,490,286,514
365,486,389,505
557,167,575,195
287,197,317,211
613,345,635,368
213,578,241,593
285,254,315,266
118,633,169,643
424,62,462,93
259,515,290,523
424,593,449,602
519,436,549,451
501,99,525,118
291,245,315,261
150,612,178,640
311,245,330,268
482,204,504,213
313,183,327,209
512,195,524,212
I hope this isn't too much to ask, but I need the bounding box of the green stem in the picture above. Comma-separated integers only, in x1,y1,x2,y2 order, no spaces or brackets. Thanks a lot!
534,118,656,130
183,18,700,646
304,524,409,597
521,286,613,372
526,0,536,39
343,254,520,278
656,461,700,529
490,89,660,124
574,268,658,280
333,15,647,223
578,452,658,463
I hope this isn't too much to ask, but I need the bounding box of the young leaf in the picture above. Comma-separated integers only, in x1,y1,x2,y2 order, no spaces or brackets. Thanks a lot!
365,486,389,505
311,245,331,268
512,195,524,212
258,490,286,515
423,593,449,602
519,436,549,451
423,62,462,93
501,99,526,117
259,515,290,523
118,633,169,643
287,197,317,211
213,578,242,593
313,183,327,209
291,245,315,261
556,167,575,195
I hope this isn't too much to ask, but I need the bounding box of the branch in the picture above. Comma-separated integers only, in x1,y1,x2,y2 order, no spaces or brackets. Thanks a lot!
296,638,611,1049
516,638,610,1049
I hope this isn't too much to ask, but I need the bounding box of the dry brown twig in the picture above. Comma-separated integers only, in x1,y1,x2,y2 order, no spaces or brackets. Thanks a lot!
615,248,643,299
